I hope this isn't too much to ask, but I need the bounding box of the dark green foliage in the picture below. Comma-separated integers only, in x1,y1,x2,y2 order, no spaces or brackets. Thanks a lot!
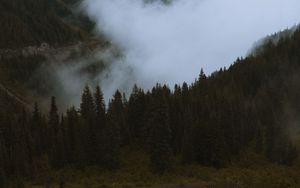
65,106,79,164
80,85,98,165
148,87,172,172
48,96,64,168
80,85,95,121
127,85,147,145
0,0,89,48
94,86,106,124
103,91,123,169
93,86,106,165
49,97,59,130
3,26,300,185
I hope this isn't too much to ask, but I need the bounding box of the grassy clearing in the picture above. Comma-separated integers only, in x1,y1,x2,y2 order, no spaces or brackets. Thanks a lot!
24,148,300,188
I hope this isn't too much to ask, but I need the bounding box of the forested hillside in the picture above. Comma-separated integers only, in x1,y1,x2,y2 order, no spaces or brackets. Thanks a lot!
0,0,111,113
0,0,92,48
1,0,300,187
1,25,300,187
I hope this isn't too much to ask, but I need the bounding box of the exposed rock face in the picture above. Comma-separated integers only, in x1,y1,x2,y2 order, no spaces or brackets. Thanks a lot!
0,42,55,60
22,43,54,57
0,40,111,61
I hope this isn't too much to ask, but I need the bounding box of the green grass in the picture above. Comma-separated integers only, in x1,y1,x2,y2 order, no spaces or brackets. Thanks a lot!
23,148,300,188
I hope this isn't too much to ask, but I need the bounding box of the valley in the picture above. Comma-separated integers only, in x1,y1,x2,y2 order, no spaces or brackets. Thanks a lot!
1,1,300,188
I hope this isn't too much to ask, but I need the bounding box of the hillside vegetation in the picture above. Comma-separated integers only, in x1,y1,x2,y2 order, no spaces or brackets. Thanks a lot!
1,1,300,187
0,0,92,49
1,24,300,187
0,0,111,111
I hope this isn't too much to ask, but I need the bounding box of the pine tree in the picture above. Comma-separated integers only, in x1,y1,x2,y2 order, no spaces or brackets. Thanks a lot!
94,85,105,126
93,85,106,165
49,96,59,132
199,68,207,81
103,90,123,169
148,95,172,172
32,102,40,125
27,103,50,162
128,84,146,145
80,85,95,121
80,85,96,164
30,102,45,156
66,106,78,164
48,96,63,167
66,106,86,166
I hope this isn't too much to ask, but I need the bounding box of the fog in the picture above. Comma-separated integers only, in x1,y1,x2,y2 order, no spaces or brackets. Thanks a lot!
79,0,300,100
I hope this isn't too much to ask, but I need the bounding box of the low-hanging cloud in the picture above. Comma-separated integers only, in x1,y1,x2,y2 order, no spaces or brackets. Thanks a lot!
81,0,300,96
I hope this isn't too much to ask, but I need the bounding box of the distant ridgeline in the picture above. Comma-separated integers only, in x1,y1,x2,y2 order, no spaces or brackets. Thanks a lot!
249,25,299,57
0,0,93,48
2,25,300,186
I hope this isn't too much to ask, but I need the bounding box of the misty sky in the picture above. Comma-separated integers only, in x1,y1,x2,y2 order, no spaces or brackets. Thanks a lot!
81,0,300,99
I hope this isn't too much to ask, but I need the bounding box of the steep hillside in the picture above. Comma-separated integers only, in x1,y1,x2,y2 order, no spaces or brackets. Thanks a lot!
0,0,92,49
1,1,300,187
2,24,300,187
0,0,112,110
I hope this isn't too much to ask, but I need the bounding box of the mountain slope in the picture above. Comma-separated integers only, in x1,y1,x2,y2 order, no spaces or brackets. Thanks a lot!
2,25,300,187
1,1,300,186
0,0,111,110
0,0,91,49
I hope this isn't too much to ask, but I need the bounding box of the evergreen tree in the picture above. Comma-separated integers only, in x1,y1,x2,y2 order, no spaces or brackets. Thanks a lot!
199,68,207,81
94,85,105,125
80,85,97,164
31,103,42,155
103,91,123,169
148,94,172,172
93,85,106,165
66,106,78,164
48,96,63,167
49,96,59,132
128,84,146,145
80,85,95,120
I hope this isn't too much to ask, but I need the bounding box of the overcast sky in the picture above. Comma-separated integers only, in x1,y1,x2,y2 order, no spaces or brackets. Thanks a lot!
82,0,300,97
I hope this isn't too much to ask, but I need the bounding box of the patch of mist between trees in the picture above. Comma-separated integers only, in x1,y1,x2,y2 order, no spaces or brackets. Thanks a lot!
22,41,136,112
81,0,300,93
284,105,300,147
281,72,300,146
27,0,300,111
50,46,135,110
23,46,136,112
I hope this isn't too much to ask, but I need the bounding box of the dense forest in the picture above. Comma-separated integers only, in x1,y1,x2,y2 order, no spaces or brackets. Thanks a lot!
0,0,92,48
2,25,300,186
1,0,300,187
